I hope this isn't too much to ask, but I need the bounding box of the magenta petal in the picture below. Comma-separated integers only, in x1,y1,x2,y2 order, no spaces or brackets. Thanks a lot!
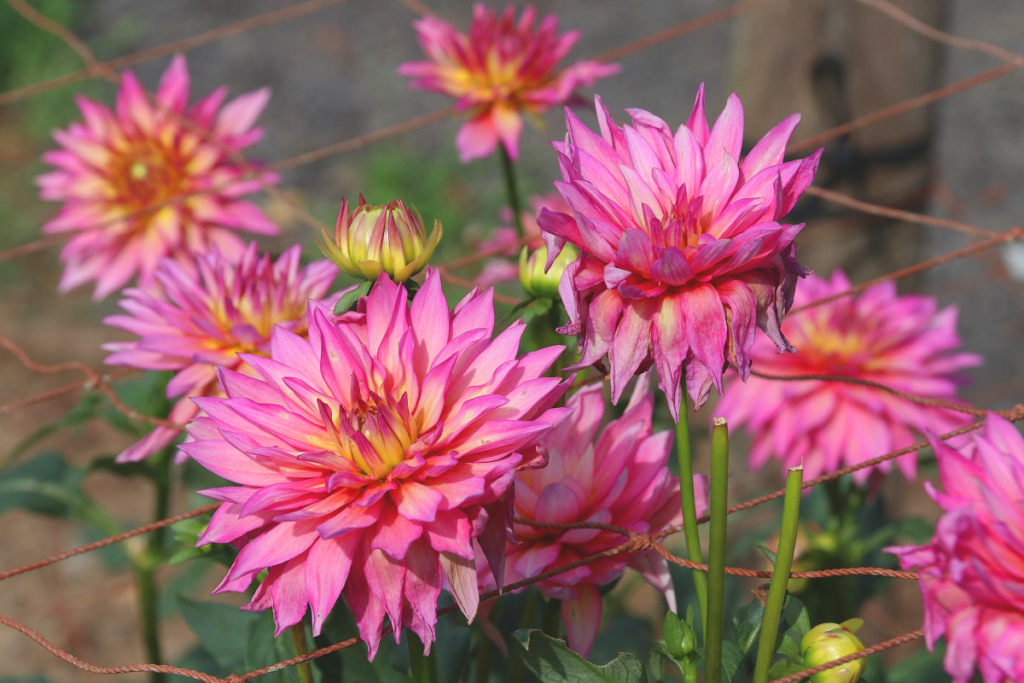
561,585,602,657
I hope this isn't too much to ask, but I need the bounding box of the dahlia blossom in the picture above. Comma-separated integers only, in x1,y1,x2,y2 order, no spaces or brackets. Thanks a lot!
477,193,568,287
399,4,618,162
887,415,1024,683
716,271,980,482
103,242,337,462
498,380,706,656
37,54,278,298
540,90,822,419
185,270,573,657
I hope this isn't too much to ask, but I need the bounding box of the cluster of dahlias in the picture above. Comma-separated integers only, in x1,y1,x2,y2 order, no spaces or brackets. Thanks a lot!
34,3,1017,681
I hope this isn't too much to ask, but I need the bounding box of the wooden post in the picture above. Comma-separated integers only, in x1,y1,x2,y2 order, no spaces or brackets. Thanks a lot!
729,0,950,281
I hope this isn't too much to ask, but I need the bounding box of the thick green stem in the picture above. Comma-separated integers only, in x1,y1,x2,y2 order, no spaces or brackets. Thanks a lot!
290,624,315,683
674,396,707,632
752,466,804,683
134,564,163,683
134,445,175,683
409,633,440,683
703,418,730,683
499,143,526,239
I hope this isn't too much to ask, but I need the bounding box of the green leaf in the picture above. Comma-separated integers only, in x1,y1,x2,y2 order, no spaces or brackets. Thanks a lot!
732,598,765,655
781,596,810,637
244,613,307,683
720,641,748,683
757,544,778,566
778,634,801,662
334,280,373,314
520,297,553,324
768,657,807,679
178,596,261,672
0,451,95,520
512,629,647,683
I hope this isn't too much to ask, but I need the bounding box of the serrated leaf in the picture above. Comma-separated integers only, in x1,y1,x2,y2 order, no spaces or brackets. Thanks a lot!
768,657,806,679
334,280,372,314
782,596,810,637
733,599,765,655
513,629,646,683
720,641,747,683
520,297,553,324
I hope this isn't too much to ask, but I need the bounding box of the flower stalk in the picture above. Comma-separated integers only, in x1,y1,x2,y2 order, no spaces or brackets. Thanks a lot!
289,624,314,683
674,396,707,632
499,143,526,239
753,465,804,683
703,417,730,683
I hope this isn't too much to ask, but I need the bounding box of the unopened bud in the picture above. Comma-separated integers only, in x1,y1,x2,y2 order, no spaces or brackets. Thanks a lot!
519,244,577,298
662,611,695,659
319,196,441,282
800,619,866,683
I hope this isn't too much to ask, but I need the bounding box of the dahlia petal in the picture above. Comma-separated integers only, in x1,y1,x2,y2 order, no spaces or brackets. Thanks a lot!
608,299,655,403
179,439,283,486
229,519,319,580
217,88,271,137
395,481,444,523
705,93,744,173
455,113,501,162
366,548,407,635
740,113,800,181
306,534,360,635
371,504,425,560
441,551,479,622
317,501,384,539
270,556,308,636
561,585,602,657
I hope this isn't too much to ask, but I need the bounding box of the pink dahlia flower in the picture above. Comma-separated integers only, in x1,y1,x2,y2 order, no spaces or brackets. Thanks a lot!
887,415,1024,683
103,242,337,462
185,269,573,657
540,90,822,420
399,4,618,162
499,380,706,656
716,271,980,483
37,54,279,299
477,193,569,287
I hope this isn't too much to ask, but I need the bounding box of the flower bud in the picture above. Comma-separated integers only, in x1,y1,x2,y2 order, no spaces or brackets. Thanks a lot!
519,244,578,298
319,196,441,282
800,619,866,683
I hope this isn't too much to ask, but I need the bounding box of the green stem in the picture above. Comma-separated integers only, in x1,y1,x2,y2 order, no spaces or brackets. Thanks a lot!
703,418,730,683
509,590,542,683
134,445,175,683
674,395,707,632
409,633,440,683
290,624,315,683
752,466,804,683
499,143,526,239
134,564,163,683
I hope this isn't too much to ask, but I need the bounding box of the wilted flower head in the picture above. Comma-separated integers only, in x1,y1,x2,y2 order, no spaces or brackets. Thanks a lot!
540,90,822,420
103,243,337,462
478,193,569,287
497,380,706,656
888,415,1024,683
399,4,618,162
319,197,441,283
801,619,866,683
717,271,979,483
520,243,578,299
185,269,573,658
37,55,278,299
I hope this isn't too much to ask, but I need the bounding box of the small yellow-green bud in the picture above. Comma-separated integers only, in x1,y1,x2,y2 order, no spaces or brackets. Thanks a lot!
519,243,578,299
800,619,866,683
319,196,441,283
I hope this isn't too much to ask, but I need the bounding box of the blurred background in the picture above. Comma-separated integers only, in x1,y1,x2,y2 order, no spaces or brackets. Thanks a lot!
0,0,1021,681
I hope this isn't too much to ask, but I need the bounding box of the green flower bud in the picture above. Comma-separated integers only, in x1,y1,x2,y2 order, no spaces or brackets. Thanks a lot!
319,196,441,283
662,611,696,659
800,619,866,683
519,243,578,299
